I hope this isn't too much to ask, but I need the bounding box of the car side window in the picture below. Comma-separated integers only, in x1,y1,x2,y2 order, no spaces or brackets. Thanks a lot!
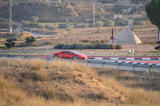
61,51,67,54
66,51,70,54
68,52,74,54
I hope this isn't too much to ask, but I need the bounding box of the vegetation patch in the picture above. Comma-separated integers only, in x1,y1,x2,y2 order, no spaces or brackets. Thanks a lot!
54,40,122,49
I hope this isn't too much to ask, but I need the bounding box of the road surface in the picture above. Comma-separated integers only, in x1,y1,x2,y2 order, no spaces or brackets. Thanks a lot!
0,54,160,72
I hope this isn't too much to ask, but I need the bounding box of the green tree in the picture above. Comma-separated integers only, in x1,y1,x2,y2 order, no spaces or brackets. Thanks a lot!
145,0,160,42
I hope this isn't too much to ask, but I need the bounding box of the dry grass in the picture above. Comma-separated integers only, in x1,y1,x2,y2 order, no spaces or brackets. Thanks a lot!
98,68,160,106
0,58,160,106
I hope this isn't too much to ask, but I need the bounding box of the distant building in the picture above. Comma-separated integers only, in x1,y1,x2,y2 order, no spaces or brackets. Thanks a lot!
117,0,131,6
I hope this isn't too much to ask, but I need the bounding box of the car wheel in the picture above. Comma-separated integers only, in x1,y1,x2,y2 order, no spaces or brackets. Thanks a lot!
73,55,78,60
53,55,59,59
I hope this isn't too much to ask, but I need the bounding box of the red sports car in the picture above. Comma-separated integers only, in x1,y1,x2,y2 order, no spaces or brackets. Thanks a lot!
53,50,87,60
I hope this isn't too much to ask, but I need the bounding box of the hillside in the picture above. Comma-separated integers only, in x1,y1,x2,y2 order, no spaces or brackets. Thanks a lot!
0,0,149,25
1,58,160,106
0,59,125,105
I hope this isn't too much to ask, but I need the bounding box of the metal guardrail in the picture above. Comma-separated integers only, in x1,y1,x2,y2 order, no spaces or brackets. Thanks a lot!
86,60,160,72
0,54,160,72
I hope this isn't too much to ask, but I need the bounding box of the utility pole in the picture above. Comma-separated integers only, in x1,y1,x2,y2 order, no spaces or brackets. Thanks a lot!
9,0,13,33
92,1,95,27
111,27,114,43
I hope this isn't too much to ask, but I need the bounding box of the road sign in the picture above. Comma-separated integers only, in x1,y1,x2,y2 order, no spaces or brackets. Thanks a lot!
129,49,135,58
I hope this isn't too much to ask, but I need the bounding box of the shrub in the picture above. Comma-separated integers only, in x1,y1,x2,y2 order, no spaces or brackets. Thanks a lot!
95,21,104,27
75,23,89,28
54,44,64,49
45,24,58,30
65,23,74,31
62,44,73,49
43,42,53,46
80,40,89,43
155,45,160,50
104,19,115,27
25,36,36,44
116,44,122,49
54,43,122,49
5,38,17,48
22,20,30,27
115,20,128,26
5,42,15,48
157,41,160,44
31,16,39,23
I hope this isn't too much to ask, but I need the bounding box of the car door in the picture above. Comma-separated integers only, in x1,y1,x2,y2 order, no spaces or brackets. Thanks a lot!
60,51,68,58
67,51,74,59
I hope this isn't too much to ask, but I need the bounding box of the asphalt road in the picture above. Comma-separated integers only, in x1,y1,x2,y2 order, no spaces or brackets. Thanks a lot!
0,54,160,72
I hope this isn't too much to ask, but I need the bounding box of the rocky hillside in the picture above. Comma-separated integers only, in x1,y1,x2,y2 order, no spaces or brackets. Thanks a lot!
0,0,149,26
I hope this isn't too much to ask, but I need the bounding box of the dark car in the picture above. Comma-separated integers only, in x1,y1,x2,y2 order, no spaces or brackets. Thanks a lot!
53,50,87,60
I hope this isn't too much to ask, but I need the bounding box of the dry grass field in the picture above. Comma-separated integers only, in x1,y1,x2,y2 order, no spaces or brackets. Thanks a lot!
0,58,160,106
33,25,157,46
0,23,159,56
0,46,158,56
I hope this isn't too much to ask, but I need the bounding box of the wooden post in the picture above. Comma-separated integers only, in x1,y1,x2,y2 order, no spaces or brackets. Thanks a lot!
111,27,114,43
158,28,160,42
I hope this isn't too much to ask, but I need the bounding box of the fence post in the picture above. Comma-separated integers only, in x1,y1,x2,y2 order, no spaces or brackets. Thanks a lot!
101,62,105,69
117,63,119,69
133,65,135,71
101,63,103,69
149,65,152,73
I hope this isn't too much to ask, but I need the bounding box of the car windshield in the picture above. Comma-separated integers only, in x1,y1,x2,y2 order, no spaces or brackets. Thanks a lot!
72,51,81,54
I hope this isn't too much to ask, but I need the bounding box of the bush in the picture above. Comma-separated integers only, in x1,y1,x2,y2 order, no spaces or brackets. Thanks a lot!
95,21,104,27
45,24,58,30
43,42,53,46
155,45,160,50
21,20,30,27
62,44,73,49
25,36,36,44
80,40,89,43
54,42,122,49
116,44,122,49
157,41,160,44
115,20,128,26
31,16,39,23
54,44,65,49
65,23,74,31
5,38,17,48
104,19,115,27
75,23,89,28
5,42,15,48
